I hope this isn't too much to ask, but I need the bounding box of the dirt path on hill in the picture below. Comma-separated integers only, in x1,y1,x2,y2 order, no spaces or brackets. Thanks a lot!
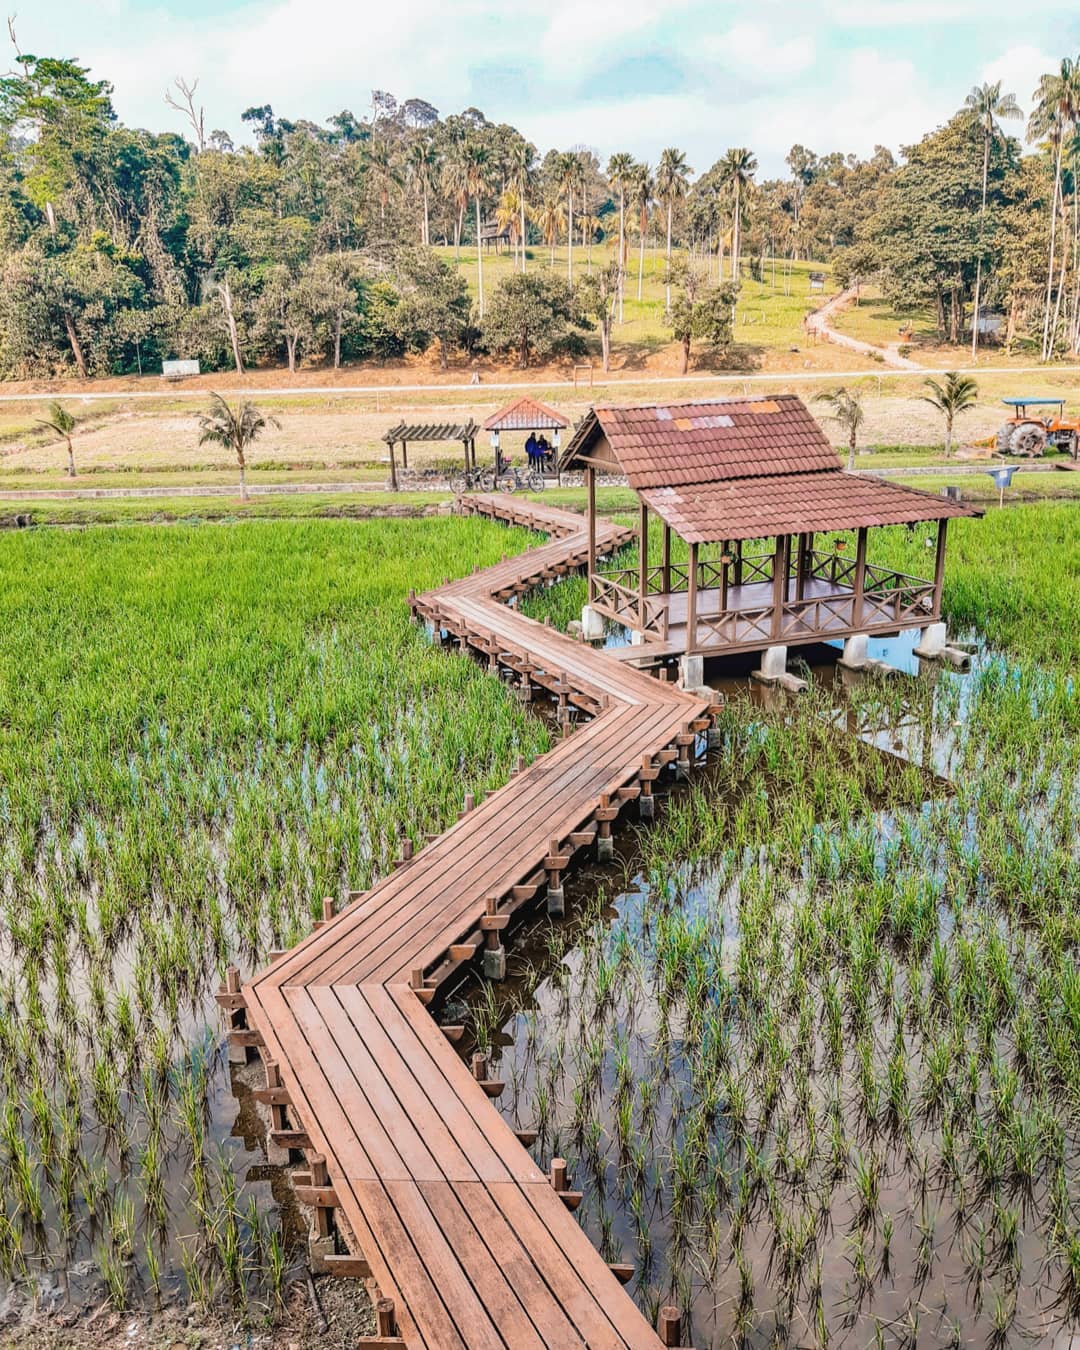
806,287,921,370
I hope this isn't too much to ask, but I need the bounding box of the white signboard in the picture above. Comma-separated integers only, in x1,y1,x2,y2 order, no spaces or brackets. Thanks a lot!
162,359,200,379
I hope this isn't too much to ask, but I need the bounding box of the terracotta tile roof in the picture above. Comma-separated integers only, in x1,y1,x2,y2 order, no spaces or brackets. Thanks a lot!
482,395,569,433
561,395,839,487
640,471,980,544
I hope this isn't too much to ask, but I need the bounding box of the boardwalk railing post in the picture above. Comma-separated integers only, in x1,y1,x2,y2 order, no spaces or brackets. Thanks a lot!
482,897,507,981
546,836,565,917
658,1305,684,1346
596,793,614,863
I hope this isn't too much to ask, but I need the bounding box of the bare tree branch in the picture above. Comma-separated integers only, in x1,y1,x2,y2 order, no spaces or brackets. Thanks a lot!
165,75,206,153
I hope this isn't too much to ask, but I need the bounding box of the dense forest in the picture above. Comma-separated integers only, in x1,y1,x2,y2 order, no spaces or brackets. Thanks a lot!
2,42,1080,378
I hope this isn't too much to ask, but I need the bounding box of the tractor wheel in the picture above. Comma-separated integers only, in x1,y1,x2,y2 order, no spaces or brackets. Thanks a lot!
1009,422,1047,457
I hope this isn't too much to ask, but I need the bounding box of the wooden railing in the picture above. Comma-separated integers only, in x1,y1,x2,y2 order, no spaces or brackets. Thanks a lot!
590,572,669,641
595,551,775,596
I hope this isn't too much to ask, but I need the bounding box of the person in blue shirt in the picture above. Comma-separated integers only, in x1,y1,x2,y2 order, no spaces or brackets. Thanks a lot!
525,433,540,468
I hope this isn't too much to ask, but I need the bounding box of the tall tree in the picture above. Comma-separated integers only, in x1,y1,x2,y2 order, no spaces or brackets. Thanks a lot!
964,82,1020,357
719,147,757,282
656,147,691,308
629,162,654,301
508,138,536,272
576,259,620,371
1028,58,1080,359
606,152,634,321
555,151,581,283
405,135,439,246
464,139,491,316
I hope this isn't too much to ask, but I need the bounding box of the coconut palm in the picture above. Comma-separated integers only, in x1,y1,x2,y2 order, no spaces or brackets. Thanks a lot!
35,401,77,478
441,149,469,260
656,147,692,309
464,140,492,317
964,82,1021,358
1028,59,1080,360
814,386,865,470
920,372,979,458
508,139,535,272
405,136,440,246
533,196,565,267
719,147,757,282
607,152,635,321
364,137,401,226
629,162,654,301
197,393,280,501
555,151,581,283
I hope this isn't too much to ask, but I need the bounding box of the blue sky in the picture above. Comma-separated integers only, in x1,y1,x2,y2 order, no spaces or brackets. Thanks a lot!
18,0,1079,174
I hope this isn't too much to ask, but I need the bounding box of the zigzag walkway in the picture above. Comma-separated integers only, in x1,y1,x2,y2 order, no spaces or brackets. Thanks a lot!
221,495,715,1348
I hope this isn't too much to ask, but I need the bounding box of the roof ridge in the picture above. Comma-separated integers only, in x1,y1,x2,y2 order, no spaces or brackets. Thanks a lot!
590,393,798,412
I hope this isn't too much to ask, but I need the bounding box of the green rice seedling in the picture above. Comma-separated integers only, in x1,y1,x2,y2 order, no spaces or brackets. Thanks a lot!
97,1241,128,1310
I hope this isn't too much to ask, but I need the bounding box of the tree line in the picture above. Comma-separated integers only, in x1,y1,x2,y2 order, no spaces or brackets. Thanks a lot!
1,37,1079,379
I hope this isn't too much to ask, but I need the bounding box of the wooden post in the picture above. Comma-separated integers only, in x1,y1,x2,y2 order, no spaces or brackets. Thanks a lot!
933,517,948,617
638,498,648,630
770,534,788,638
687,541,699,654
661,522,672,594
795,532,809,601
376,1297,397,1337
658,1306,683,1347
388,441,399,493
719,541,729,613
587,467,597,604
401,440,408,470
853,525,868,627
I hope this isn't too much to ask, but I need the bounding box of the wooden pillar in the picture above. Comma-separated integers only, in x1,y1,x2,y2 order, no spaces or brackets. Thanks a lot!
388,441,399,493
687,541,699,653
661,522,672,594
586,467,597,604
853,525,868,627
719,540,729,612
795,532,809,601
770,534,789,638
401,440,408,470
933,517,948,617
638,498,648,630
733,537,743,588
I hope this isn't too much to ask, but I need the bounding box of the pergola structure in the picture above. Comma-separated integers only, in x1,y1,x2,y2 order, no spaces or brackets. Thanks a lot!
482,395,569,477
559,396,981,660
381,420,480,489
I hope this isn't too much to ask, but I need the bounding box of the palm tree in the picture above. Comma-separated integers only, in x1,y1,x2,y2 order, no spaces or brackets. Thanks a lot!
1028,59,1080,360
629,162,654,301
197,393,280,501
534,196,565,267
405,136,440,246
814,386,865,470
920,372,979,458
555,151,581,283
364,137,401,226
964,82,1021,358
719,147,757,282
656,147,691,309
607,152,634,321
35,401,77,477
508,139,535,272
442,148,469,260
464,140,491,317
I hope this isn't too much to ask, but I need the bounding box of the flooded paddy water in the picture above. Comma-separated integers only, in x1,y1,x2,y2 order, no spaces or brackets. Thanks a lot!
452,636,1080,1348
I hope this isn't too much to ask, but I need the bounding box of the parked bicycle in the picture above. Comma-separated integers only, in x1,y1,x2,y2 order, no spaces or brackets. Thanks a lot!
449,466,497,494
496,466,546,493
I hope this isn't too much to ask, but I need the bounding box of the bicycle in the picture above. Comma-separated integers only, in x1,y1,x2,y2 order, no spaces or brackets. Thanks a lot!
495,465,546,493
449,466,497,494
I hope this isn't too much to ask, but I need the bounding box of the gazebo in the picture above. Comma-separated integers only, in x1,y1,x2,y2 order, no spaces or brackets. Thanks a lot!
381,420,480,489
482,396,569,478
559,396,980,675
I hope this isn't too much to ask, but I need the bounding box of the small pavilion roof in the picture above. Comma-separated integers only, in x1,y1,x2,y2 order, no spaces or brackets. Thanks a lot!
482,396,569,433
561,395,980,542
641,472,979,544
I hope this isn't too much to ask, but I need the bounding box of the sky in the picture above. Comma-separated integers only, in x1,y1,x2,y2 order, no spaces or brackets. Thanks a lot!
17,0,1080,174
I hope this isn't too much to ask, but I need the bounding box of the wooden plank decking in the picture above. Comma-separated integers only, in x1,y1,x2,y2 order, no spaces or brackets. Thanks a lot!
232,495,712,1348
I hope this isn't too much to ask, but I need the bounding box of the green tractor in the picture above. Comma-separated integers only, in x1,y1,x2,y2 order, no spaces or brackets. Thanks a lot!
995,397,1080,457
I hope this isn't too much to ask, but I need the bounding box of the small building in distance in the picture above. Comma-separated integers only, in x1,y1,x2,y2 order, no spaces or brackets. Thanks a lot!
559,396,980,679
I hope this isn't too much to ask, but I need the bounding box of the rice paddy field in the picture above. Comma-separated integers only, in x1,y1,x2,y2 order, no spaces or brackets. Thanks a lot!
0,499,1077,1346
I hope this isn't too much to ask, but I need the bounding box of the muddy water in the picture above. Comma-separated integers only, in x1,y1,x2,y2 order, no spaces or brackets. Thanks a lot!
450,642,1076,1349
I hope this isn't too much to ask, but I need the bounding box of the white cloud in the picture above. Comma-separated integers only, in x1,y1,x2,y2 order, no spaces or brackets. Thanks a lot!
980,44,1058,126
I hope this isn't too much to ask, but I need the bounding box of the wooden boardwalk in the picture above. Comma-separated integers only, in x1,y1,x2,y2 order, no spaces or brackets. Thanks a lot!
224,496,714,1348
